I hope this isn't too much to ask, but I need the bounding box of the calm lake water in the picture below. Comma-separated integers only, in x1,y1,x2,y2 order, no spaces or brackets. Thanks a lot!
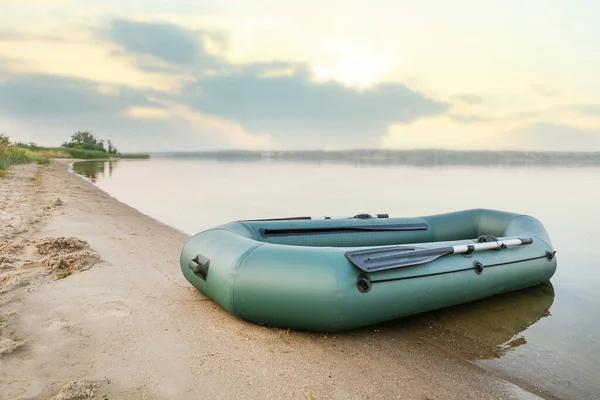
71,157,599,399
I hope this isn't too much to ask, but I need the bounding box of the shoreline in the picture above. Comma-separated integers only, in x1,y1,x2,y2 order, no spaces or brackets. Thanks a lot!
66,158,192,238
0,159,548,399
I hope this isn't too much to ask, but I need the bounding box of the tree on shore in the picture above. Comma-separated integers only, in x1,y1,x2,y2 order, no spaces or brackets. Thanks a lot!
107,140,118,155
61,131,108,152
61,131,119,154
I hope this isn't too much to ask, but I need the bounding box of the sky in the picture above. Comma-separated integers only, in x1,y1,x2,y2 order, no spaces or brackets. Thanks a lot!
0,0,599,152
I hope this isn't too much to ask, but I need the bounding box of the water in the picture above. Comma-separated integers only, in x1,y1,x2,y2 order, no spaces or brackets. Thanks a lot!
72,157,600,399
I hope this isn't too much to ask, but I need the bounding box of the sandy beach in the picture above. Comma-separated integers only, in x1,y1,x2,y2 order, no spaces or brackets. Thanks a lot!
0,160,546,399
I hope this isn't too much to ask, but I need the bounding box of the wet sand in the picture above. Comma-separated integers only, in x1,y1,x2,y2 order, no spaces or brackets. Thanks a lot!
0,159,545,399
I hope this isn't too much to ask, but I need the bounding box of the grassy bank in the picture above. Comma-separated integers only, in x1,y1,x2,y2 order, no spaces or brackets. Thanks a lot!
116,153,150,159
1,143,149,177
10,143,149,159
0,146,50,177
1,132,149,177
59,147,149,159
0,147,51,168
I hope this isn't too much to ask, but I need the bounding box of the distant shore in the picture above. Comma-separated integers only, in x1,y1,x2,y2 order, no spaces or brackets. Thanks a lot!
0,159,548,399
150,148,600,167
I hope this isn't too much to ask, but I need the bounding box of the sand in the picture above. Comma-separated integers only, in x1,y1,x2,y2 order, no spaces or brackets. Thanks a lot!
0,160,545,399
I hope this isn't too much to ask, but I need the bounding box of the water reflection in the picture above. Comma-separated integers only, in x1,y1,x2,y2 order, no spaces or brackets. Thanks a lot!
72,160,118,183
379,282,555,360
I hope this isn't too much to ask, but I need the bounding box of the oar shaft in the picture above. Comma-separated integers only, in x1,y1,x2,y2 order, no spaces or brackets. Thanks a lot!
363,237,532,263
452,237,532,254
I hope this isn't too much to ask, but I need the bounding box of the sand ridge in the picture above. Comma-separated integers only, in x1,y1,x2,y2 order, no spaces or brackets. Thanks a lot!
0,160,545,399
0,236,101,293
0,164,101,295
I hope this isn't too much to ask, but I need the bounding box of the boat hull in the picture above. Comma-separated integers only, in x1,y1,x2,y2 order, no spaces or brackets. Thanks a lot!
180,209,557,332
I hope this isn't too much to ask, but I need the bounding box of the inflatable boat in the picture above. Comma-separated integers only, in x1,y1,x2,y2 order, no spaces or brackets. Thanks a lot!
180,208,557,332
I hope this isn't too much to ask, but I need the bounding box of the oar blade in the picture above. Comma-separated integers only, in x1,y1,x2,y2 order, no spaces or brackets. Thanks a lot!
344,246,447,272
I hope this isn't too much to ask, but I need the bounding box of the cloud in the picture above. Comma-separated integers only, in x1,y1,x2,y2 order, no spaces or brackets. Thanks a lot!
168,104,274,150
448,114,492,123
448,103,600,125
451,94,483,105
3,16,598,153
448,110,539,124
382,116,600,152
176,64,447,146
0,28,64,42
568,104,600,116
0,68,188,150
106,19,220,69
504,122,600,152
0,67,274,151
381,114,515,151
0,56,30,73
0,72,154,117
128,98,276,149
96,19,449,148
530,84,560,98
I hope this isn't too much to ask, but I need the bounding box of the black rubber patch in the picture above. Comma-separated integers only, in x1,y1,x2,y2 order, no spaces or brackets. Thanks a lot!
462,244,475,257
356,273,372,293
189,254,210,280
476,235,498,243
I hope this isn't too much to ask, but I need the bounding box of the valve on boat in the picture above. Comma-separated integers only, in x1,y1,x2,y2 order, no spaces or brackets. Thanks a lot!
189,253,210,280
473,260,484,275
356,273,372,293
546,250,557,261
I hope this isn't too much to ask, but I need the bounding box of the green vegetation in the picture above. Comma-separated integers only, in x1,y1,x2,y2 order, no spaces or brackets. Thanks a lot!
0,131,149,176
61,147,114,159
117,153,151,159
1,134,51,176
61,131,117,153
60,131,148,159
57,272,72,279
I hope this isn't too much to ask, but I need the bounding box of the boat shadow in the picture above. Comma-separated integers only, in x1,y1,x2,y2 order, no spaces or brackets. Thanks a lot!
360,281,555,360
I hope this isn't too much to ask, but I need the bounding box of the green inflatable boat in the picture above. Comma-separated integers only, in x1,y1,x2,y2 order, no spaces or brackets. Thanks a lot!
180,208,557,332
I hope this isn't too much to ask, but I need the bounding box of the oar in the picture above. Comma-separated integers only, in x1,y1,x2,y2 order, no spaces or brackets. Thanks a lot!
312,213,389,220
259,222,427,237
241,213,389,221
345,237,533,272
